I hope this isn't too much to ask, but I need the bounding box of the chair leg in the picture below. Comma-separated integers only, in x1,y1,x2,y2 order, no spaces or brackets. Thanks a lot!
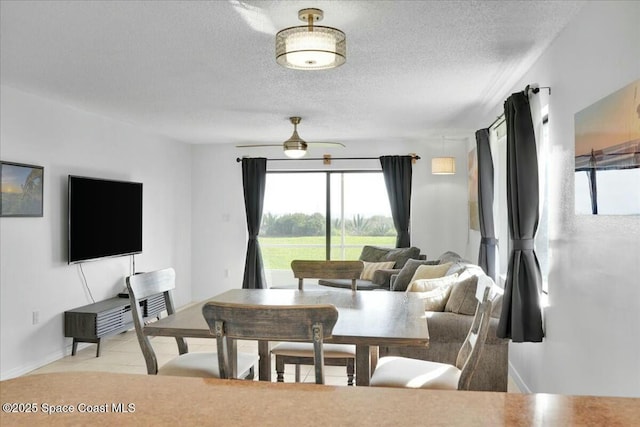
275,357,285,383
347,359,355,386
243,366,255,380
295,364,301,383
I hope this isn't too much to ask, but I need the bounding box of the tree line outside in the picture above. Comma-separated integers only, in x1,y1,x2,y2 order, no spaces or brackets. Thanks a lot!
259,212,396,269
260,212,396,237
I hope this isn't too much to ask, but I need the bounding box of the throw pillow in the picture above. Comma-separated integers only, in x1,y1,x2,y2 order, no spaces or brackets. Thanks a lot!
359,246,421,269
359,246,392,263
360,261,396,281
445,275,480,315
408,262,453,283
384,246,421,269
391,259,440,292
437,251,464,264
406,274,459,311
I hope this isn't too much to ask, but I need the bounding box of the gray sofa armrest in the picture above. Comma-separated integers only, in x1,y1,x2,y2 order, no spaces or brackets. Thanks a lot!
371,269,400,289
389,273,399,289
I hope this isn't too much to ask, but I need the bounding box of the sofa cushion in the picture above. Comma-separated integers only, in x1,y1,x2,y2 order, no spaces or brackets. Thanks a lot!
408,262,453,285
423,312,475,343
444,275,479,315
359,246,421,269
406,274,459,311
417,312,504,345
491,292,503,318
361,261,396,281
447,261,492,281
391,259,440,292
443,264,503,317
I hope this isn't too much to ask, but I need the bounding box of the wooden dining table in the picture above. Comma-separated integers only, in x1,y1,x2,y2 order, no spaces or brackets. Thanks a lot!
143,288,429,386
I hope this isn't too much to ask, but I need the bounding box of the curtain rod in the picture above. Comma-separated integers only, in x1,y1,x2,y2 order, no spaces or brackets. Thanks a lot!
236,154,421,163
529,86,551,95
489,114,506,130
488,85,551,130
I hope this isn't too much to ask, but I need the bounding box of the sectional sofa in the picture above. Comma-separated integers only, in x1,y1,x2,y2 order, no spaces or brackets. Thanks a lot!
319,247,509,392
380,251,508,392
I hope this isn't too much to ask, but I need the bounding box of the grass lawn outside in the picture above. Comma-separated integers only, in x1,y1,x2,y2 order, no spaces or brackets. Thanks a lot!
260,235,395,270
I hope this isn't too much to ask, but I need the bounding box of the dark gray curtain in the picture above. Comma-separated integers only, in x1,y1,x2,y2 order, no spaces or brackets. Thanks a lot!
241,157,267,289
380,155,413,247
475,128,498,281
497,91,544,342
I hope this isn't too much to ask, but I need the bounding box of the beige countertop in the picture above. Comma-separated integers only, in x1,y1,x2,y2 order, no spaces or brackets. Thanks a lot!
1,372,638,426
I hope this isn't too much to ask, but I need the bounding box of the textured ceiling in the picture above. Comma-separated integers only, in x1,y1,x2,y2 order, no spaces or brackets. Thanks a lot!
0,1,584,148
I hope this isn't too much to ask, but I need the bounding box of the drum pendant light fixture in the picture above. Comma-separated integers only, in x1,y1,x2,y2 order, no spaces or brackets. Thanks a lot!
276,8,346,70
432,137,456,175
431,157,456,175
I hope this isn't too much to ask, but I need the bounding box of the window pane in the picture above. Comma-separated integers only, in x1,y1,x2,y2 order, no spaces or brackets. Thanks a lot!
260,173,326,282
537,116,550,292
329,173,395,260
492,131,510,281
576,168,640,215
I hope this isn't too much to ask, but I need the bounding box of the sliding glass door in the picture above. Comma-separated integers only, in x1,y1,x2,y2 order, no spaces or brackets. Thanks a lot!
329,172,395,260
260,171,395,286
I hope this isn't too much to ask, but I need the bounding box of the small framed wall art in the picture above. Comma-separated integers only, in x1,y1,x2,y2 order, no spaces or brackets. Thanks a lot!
0,161,44,217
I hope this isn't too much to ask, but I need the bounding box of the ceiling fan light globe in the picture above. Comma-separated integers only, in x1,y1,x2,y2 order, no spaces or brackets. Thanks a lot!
284,147,307,158
283,140,307,158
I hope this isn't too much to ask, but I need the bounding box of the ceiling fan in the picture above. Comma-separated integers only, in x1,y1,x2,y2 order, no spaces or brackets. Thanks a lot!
236,117,345,158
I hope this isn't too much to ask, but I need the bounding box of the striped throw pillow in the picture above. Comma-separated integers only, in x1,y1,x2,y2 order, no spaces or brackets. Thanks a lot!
360,261,396,281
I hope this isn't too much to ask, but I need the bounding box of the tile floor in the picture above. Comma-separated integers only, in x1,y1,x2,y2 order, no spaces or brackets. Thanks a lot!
25,330,520,391
26,331,348,385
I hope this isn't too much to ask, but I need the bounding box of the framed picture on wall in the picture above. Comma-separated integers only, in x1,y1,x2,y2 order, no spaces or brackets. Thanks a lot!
0,161,44,217
574,79,640,215
468,148,480,230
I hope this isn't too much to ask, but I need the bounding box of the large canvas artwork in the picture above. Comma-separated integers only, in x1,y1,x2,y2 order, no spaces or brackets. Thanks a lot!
468,148,479,230
574,79,640,215
0,161,44,217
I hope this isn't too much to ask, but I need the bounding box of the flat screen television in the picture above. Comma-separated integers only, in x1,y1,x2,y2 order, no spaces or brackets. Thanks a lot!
68,175,143,264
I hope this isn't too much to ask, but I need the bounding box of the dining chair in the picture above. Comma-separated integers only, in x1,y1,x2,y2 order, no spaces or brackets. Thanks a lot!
291,260,364,291
127,268,257,378
202,301,339,384
369,279,495,390
270,260,362,386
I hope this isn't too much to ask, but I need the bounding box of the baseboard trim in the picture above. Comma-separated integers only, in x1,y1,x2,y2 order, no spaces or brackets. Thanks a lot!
0,342,87,381
508,360,531,393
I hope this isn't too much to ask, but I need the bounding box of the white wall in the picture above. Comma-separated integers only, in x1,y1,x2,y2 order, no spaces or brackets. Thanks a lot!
190,138,470,298
0,86,193,379
478,1,640,397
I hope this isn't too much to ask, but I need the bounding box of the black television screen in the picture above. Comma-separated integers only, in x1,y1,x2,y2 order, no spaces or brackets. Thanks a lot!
68,175,143,264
